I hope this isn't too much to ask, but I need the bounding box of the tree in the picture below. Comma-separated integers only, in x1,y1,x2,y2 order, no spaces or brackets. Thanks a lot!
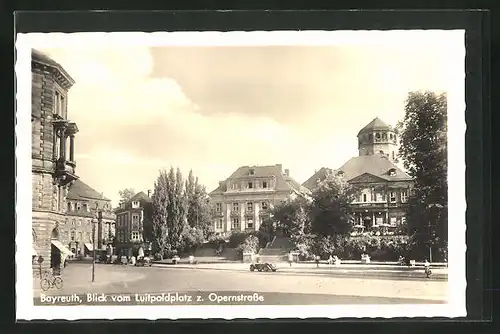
185,170,212,236
310,172,359,236
151,171,170,256
397,91,448,261
265,197,311,244
118,188,135,204
151,167,188,256
180,226,204,255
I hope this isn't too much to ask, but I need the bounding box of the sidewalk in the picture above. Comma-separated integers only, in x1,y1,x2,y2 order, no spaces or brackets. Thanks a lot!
152,261,448,279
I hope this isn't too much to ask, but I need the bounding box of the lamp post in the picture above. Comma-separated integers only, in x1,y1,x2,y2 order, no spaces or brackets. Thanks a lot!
91,216,97,282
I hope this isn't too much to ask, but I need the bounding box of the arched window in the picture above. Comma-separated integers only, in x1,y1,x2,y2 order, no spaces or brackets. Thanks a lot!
375,133,381,139
67,202,72,212
389,133,393,140
382,133,387,140
51,227,59,239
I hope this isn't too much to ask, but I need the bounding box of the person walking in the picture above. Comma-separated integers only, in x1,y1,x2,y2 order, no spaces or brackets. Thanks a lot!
288,252,294,267
315,255,320,268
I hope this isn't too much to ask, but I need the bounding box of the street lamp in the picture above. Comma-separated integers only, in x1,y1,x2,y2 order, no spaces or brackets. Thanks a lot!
91,216,98,282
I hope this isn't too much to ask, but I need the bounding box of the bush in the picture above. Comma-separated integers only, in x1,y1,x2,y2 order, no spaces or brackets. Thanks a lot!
340,235,409,261
235,235,260,258
180,227,204,255
153,252,163,261
228,231,249,248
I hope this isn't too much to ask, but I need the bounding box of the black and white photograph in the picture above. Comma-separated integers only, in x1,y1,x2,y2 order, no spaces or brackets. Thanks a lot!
16,30,466,319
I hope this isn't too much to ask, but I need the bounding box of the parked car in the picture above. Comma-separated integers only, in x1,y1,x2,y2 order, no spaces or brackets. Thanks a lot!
250,262,277,272
135,257,152,267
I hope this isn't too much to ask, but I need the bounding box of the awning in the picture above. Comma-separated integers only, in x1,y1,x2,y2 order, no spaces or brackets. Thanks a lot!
84,243,93,251
51,240,74,256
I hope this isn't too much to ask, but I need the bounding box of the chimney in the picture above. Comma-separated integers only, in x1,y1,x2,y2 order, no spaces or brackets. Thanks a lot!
284,169,290,177
147,190,151,197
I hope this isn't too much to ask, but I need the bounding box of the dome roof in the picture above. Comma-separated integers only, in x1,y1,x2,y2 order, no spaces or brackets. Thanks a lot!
357,117,392,136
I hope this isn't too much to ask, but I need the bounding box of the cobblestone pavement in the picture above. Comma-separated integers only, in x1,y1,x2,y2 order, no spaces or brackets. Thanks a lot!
35,262,448,304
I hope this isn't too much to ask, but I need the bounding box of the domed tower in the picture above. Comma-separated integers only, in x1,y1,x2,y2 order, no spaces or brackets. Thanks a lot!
357,117,398,162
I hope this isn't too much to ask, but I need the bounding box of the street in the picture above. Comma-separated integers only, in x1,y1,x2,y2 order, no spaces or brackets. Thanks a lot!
34,263,448,305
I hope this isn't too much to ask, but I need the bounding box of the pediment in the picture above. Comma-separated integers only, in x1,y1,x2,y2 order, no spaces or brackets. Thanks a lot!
348,172,386,184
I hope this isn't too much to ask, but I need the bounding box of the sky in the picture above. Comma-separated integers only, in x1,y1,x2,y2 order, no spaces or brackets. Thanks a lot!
36,31,464,206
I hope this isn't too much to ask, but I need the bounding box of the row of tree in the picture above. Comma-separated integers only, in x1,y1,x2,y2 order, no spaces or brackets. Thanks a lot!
118,169,212,257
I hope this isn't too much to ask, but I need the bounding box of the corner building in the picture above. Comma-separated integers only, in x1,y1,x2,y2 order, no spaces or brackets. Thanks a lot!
302,117,413,230
115,191,153,257
31,50,78,275
209,164,311,235
63,179,116,257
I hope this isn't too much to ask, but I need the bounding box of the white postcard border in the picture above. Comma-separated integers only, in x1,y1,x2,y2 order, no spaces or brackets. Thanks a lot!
16,30,466,320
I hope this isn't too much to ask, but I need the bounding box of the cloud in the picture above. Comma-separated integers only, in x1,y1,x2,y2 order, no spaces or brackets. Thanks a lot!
37,32,464,206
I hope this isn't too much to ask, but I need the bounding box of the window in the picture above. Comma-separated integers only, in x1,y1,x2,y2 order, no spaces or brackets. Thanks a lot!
247,202,253,212
376,193,383,202
392,151,395,160
83,203,88,211
216,219,223,229
131,231,140,241
376,133,381,139
261,201,268,210
382,133,387,140
132,201,140,209
390,192,397,203
54,91,65,117
71,219,76,226
248,182,253,189
67,202,72,212
337,171,344,178
390,217,397,226
262,181,268,188
390,133,393,140
389,168,396,176
246,219,254,229
231,183,237,190
76,203,81,210
401,191,408,203
215,203,222,212
363,194,367,202
231,218,240,229
132,214,140,229
71,231,75,241
78,219,82,226
249,169,255,175
232,202,239,212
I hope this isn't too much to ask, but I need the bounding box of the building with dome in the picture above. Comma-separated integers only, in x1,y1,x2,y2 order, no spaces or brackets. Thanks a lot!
302,117,413,231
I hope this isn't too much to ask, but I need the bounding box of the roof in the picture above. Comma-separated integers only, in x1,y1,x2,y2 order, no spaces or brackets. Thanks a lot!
129,191,152,203
301,167,333,191
302,155,411,190
210,164,309,195
67,179,111,201
357,117,392,136
31,49,75,86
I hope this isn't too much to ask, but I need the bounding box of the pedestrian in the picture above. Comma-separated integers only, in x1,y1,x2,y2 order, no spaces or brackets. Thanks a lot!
288,252,294,267
327,255,333,265
315,255,320,268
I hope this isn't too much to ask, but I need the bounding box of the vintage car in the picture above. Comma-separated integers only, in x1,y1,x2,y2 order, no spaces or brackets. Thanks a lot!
135,257,152,267
250,262,277,272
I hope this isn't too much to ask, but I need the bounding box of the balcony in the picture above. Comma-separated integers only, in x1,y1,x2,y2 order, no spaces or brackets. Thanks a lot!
54,159,78,185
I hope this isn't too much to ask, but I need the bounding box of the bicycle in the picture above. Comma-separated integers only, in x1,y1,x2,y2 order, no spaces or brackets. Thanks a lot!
40,271,63,291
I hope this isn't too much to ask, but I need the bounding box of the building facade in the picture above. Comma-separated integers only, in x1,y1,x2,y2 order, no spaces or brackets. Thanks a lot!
209,164,311,235
31,50,79,275
62,179,116,257
302,117,413,231
115,191,153,257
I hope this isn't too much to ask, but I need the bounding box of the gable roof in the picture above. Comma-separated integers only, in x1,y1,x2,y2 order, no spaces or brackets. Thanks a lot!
129,191,152,203
210,164,309,195
67,179,110,201
302,155,411,191
301,167,333,191
357,117,392,136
